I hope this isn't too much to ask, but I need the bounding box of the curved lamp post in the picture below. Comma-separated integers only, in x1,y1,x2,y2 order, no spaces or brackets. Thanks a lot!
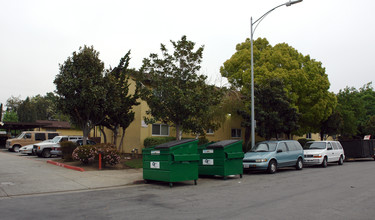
250,0,303,148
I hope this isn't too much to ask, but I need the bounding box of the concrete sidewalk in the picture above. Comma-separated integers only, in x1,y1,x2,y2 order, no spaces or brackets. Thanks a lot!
0,150,143,197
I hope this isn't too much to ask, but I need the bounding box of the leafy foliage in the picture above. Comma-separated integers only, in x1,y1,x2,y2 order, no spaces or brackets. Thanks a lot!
54,45,107,144
139,35,224,139
101,51,140,151
220,38,336,135
3,111,18,122
144,137,176,148
60,141,77,162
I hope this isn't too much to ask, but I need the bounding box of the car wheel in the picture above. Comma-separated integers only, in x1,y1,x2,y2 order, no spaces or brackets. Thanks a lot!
12,145,20,153
296,158,303,170
42,149,51,158
321,157,328,168
338,155,344,165
267,160,277,174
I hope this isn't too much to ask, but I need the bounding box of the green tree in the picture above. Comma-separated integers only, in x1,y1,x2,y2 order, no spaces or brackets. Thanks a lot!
17,97,36,122
363,115,375,137
220,38,336,135
3,111,18,122
102,51,140,151
320,111,343,140
336,87,365,138
139,35,224,140
6,95,22,112
54,45,107,144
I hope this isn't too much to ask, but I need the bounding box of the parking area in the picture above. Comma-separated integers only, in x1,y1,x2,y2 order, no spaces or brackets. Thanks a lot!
0,149,142,197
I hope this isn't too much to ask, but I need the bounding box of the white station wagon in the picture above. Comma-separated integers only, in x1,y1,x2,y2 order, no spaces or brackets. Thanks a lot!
303,141,345,167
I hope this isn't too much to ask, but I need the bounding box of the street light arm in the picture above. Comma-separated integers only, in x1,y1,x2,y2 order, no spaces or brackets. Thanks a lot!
252,0,303,36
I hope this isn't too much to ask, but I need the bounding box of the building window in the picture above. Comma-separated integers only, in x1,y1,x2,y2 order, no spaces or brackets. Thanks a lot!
231,129,242,138
306,133,312,139
206,129,214,134
152,124,169,136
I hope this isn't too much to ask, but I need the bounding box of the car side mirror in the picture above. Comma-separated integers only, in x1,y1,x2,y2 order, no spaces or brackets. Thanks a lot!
277,149,283,153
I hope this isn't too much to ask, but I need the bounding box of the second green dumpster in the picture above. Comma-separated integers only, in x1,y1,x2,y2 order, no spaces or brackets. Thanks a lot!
198,140,244,179
143,139,199,187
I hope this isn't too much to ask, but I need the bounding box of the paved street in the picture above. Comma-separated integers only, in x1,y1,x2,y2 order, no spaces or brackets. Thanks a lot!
1,149,375,219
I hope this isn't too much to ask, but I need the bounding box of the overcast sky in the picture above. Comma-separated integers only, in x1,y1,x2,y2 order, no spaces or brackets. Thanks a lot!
1,0,374,106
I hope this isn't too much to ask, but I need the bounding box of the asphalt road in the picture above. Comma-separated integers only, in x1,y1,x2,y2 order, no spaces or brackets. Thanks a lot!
1,151,375,220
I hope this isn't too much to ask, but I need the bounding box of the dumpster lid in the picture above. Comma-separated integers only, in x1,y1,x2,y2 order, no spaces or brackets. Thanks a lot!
206,140,241,149
155,139,196,149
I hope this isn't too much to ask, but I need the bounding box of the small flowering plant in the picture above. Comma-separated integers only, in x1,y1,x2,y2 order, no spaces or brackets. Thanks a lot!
72,145,97,164
96,144,121,167
72,143,121,167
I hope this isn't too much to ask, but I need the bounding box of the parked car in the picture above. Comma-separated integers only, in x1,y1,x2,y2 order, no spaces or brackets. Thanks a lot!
6,131,59,152
33,136,83,158
243,140,304,174
50,139,96,157
19,140,53,155
303,141,345,167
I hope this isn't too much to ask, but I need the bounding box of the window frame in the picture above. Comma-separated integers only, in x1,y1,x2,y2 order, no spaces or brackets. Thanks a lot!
231,128,242,138
152,124,170,136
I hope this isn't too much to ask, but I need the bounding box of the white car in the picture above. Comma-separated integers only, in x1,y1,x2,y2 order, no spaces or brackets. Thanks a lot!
19,140,53,155
303,141,345,167
34,136,83,158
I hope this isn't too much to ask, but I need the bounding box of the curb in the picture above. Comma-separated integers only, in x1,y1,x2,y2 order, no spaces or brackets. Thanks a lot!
133,179,145,185
47,160,85,172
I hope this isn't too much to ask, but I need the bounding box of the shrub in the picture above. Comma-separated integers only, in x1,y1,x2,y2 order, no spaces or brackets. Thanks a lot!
144,137,176,148
60,141,77,162
98,147,121,166
72,145,97,164
96,144,121,166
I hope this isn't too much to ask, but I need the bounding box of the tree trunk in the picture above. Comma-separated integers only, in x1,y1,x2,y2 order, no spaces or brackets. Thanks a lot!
118,128,126,152
82,124,91,146
99,126,107,143
112,125,119,146
175,124,182,140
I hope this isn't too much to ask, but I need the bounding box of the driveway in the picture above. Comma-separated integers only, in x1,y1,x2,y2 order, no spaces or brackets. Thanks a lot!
0,149,142,197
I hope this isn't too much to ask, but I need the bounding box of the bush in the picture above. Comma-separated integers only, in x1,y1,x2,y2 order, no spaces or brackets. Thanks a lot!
60,141,77,162
144,137,176,148
72,145,97,164
297,138,314,148
72,143,121,167
96,144,121,167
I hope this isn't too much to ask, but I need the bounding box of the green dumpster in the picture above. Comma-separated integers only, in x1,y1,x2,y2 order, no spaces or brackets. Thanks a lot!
198,140,244,179
143,139,199,187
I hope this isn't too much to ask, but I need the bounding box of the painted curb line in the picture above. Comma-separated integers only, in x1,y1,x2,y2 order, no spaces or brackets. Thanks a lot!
47,160,85,172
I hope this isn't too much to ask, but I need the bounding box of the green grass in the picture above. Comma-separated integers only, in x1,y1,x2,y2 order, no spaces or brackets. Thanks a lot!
123,158,143,169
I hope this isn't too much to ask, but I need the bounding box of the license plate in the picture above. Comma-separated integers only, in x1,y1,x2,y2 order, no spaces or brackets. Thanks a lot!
243,164,250,168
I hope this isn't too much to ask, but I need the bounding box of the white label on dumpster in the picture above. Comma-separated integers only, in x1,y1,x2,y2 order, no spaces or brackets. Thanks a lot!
150,161,160,169
203,159,214,165
203,149,214,154
151,150,160,155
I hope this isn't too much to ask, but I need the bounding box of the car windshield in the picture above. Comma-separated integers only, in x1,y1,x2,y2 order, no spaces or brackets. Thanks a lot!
250,143,277,152
16,133,25,139
51,136,62,143
305,142,326,150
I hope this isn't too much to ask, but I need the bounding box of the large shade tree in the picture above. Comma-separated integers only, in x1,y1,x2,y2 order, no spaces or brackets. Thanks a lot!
139,36,224,140
221,38,336,136
54,45,107,144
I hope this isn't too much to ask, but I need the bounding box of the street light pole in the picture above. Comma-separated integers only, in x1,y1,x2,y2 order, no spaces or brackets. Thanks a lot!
250,0,303,149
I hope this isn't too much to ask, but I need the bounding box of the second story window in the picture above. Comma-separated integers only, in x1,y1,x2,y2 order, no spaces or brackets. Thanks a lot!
152,124,169,136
